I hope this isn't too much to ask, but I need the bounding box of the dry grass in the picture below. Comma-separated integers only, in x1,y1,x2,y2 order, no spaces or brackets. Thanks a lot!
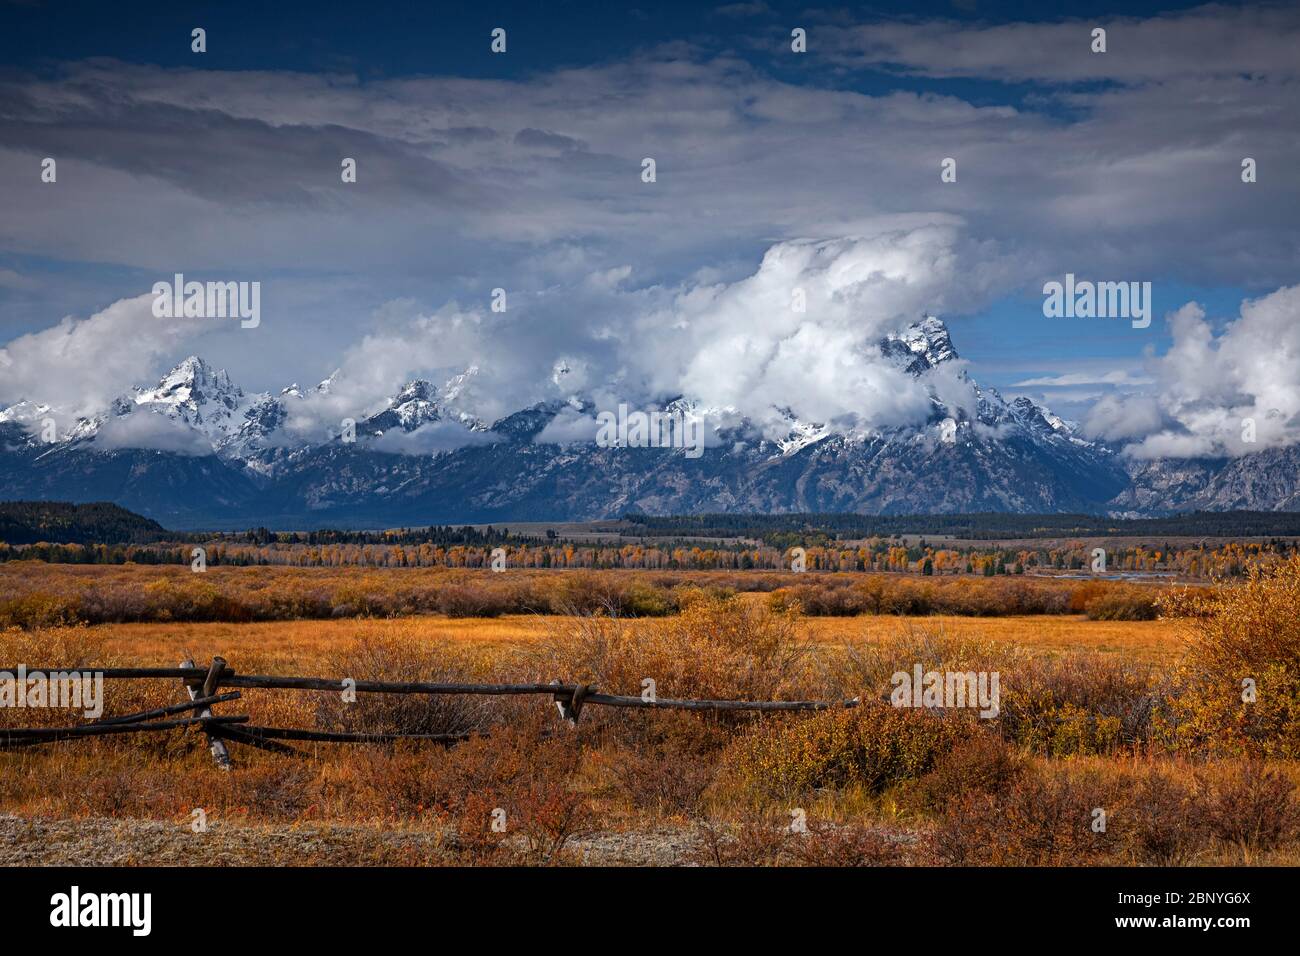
804,613,1183,662
67,611,1184,670
0,562,1296,867
0,561,1185,629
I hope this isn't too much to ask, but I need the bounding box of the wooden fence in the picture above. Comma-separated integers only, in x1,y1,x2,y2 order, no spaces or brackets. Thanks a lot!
0,658,860,767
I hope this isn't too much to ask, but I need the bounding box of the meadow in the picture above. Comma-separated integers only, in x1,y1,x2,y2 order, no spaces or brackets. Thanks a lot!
1,558,1298,866
0,562,1169,628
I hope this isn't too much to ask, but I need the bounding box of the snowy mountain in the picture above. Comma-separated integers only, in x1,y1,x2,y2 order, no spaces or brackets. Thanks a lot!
124,356,285,459
880,314,959,373
357,370,487,438
2,317,1297,527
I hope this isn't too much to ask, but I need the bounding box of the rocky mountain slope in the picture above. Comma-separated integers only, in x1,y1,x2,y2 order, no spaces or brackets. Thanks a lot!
1,318,1295,528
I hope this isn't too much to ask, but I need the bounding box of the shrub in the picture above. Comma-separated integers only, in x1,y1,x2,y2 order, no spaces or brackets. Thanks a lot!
231,763,317,820
929,764,1121,865
1197,761,1300,852
0,592,81,629
691,812,792,867
1083,588,1158,621
674,584,736,610
691,813,910,867
621,581,677,617
1161,555,1300,757
436,723,592,865
910,732,1024,812
435,584,511,618
768,584,863,616
998,654,1155,756
610,743,716,817
1117,769,1207,865
724,703,969,800
538,595,814,711
316,633,501,736
545,572,630,615
787,820,908,867
826,624,1008,703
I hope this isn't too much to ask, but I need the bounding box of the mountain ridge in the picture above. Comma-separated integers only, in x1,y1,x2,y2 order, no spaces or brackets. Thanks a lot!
2,317,1297,528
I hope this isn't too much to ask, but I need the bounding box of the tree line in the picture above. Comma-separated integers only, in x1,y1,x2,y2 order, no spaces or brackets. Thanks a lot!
3,536,1293,579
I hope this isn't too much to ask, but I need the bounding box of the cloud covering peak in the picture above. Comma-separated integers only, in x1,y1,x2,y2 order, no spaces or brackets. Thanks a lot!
1086,284,1300,459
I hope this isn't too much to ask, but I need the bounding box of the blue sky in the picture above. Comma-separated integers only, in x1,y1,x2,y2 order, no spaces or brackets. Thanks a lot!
0,2,1224,76
1,0,1297,457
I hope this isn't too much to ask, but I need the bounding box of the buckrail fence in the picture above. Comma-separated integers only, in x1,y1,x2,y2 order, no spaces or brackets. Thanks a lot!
0,657,861,768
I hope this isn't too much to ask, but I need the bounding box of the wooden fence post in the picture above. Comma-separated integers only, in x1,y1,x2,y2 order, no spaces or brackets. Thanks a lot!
550,679,593,724
181,657,233,770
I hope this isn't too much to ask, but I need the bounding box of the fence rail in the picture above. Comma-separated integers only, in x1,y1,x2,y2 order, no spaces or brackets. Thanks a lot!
0,659,859,767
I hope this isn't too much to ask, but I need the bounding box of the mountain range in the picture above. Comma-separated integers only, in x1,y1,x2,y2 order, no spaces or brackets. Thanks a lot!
2,317,1297,529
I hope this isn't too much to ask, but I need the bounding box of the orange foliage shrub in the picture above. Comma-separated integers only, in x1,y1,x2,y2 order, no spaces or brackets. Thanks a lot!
1160,554,1300,757
723,703,970,800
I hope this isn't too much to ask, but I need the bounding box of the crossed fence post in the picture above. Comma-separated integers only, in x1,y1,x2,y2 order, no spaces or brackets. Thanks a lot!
180,657,232,770
0,656,861,765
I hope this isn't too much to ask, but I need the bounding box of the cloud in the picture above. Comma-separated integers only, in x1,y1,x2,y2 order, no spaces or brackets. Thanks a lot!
93,411,214,456
1099,285,1300,457
714,2,771,17
1,5,1297,464
0,293,211,428
1083,393,1167,442
6,234,1298,466
4,5,1295,312
279,301,493,443
1013,370,1154,388
0,268,37,291
823,4,1300,83
369,421,499,456
513,128,587,152
280,225,990,446
535,407,602,445
626,229,980,436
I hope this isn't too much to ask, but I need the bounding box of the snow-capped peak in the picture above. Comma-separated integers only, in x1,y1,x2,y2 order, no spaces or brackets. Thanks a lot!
442,365,479,403
776,417,831,455
0,399,52,426
881,315,959,373
359,368,487,436
134,356,240,411
104,356,289,460
363,380,441,433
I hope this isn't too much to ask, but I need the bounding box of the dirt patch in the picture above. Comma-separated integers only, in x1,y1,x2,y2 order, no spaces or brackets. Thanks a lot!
0,814,708,867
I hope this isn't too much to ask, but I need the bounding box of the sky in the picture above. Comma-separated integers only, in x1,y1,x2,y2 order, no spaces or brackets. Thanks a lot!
1,0,1298,459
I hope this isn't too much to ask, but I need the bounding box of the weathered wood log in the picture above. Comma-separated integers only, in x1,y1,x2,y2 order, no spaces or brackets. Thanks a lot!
236,725,472,744
182,658,233,770
582,693,861,712
218,675,580,695
202,658,226,698
4,656,864,760
0,715,247,745
3,667,582,696
93,692,242,726
4,666,583,697
3,667,859,713
210,676,858,712
3,666,220,680
551,680,595,723
207,724,303,757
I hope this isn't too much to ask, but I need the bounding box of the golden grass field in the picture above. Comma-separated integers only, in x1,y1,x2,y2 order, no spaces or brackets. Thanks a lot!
2,559,1298,867
83,610,1185,669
